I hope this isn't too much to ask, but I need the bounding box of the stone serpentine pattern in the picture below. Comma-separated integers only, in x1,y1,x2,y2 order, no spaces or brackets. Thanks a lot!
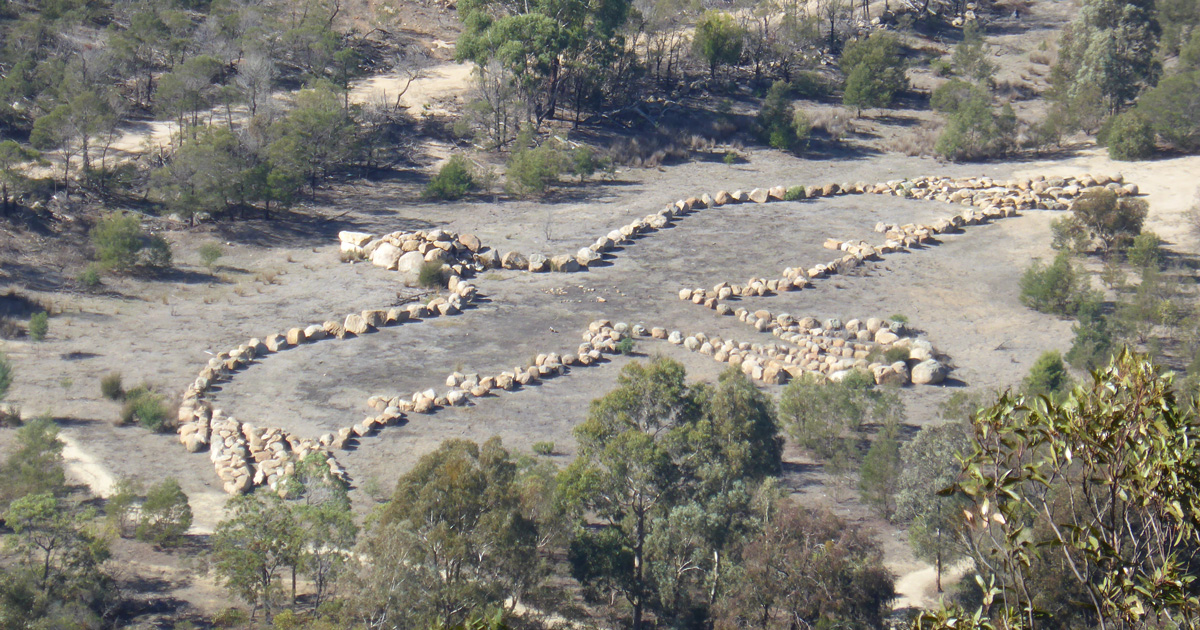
176,173,1137,495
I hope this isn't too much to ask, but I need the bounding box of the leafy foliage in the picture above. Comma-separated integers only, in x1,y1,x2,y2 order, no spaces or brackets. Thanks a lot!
1103,110,1155,160
840,33,908,113
423,155,478,201
1019,252,1085,316
505,135,565,197
917,351,1200,630
135,478,192,546
778,370,903,460
757,81,810,151
1022,350,1071,399
952,23,997,84
90,212,173,272
693,12,745,79
1134,70,1200,152
935,96,1016,161
1051,0,1161,117
0,350,11,402
1070,188,1149,253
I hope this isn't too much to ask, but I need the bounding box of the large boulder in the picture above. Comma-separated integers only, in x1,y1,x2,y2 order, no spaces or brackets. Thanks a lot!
748,188,769,203
458,233,483,253
576,248,602,267
370,242,403,269
528,253,549,272
344,313,371,335
501,251,528,270
911,360,947,385
551,255,580,272
397,251,426,274
339,231,374,247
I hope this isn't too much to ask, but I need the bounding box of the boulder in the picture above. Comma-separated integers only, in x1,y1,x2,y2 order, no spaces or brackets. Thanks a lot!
576,248,603,266
714,191,733,205
748,188,770,203
528,253,549,272
668,330,683,344
397,251,426,274
476,249,500,268
551,255,580,272
501,251,529,270
264,333,288,352
370,242,403,269
285,327,307,345
875,329,900,344
339,231,374,247
911,360,947,385
344,313,371,335
458,233,483,252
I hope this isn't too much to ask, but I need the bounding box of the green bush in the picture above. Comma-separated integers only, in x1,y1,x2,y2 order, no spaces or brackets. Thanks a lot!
784,186,806,201
531,441,555,456
422,155,478,201
417,261,447,289
121,387,170,432
100,372,124,401
1023,350,1070,399
1126,231,1163,270
693,11,745,78
505,142,565,197
1104,111,1156,161
840,33,909,113
570,146,603,182
935,96,1016,161
883,346,910,363
791,71,829,98
1066,297,1114,370
0,351,11,401
1134,70,1200,152
91,212,173,272
28,312,47,341
616,337,635,355
198,242,224,269
889,314,909,324
723,151,738,165
1050,216,1091,253
135,478,192,546
1019,251,1083,316
1071,188,1149,253
931,59,953,77
77,264,102,288
758,81,809,151
930,78,986,114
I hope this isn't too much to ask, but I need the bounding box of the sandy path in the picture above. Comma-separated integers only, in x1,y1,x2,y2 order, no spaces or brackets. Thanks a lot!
893,560,972,610
60,432,116,497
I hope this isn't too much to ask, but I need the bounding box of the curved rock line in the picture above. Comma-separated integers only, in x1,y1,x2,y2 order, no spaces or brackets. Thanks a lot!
177,172,1138,496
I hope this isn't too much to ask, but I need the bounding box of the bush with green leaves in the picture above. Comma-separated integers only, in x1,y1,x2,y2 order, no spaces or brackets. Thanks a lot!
90,213,173,272
1023,350,1071,399
930,78,988,114
100,372,123,401
1066,296,1115,370
784,186,806,201
858,427,901,519
935,96,1017,161
1019,251,1085,316
757,81,811,150
422,155,478,201
723,151,738,165
417,261,448,289
120,386,170,432
570,146,604,182
778,371,904,459
693,11,744,79
952,22,997,83
77,264,101,288
615,337,635,355
198,243,223,269
1133,70,1200,152
1071,188,1149,253
0,351,11,402
840,33,909,113
1103,111,1156,160
531,441,554,456
505,141,565,197
136,478,192,546
28,312,47,341
1126,231,1163,270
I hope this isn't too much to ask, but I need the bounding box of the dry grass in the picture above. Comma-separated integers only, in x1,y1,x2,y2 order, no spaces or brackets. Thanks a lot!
810,109,854,142
255,269,281,285
886,121,943,157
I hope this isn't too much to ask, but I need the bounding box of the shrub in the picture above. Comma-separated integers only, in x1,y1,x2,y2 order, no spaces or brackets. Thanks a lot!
791,71,829,98
616,337,635,355
417,261,447,289
693,11,744,78
889,313,909,324
78,264,102,288
422,155,478,201
136,478,192,546
930,78,986,114
931,59,953,77
779,372,905,459
100,372,124,401
1050,216,1091,252
198,243,224,269
723,151,738,165
1072,188,1148,253
28,312,47,341
883,346,910,363
91,212,173,272
840,33,909,113
1023,350,1070,399
570,146,603,182
1104,111,1156,160
858,429,901,519
1126,231,1163,270
105,477,141,538
935,96,1016,161
0,351,11,401
505,142,565,197
1134,70,1200,152
531,441,555,456
1066,297,1114,370
121,387,170,432
758,81,803,150
1019,251,1083,316
784,186,806,201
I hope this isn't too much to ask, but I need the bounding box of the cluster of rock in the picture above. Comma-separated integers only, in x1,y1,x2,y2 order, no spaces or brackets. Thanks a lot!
177,279,481,494
356,320,637,434
660,313,946,387
862,173,1135,211
340,229,489,279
